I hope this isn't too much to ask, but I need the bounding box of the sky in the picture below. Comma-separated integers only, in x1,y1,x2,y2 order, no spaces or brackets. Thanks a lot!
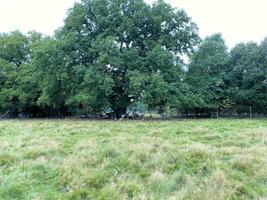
0,0,266,48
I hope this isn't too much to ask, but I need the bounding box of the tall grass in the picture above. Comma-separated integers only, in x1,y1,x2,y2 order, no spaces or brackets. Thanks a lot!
0,119,266,199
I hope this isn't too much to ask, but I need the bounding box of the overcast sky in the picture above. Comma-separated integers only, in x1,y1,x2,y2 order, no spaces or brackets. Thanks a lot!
0,0,266,47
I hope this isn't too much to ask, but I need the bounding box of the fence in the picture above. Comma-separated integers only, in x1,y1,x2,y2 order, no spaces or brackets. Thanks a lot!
174,105,267,119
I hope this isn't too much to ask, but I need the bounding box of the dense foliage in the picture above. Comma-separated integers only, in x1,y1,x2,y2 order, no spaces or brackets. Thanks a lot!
0,0,266,118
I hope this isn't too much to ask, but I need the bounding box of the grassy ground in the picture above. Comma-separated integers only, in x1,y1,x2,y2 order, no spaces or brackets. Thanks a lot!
0,119,266,200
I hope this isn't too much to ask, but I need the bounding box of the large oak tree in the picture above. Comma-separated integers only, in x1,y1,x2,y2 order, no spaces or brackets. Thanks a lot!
48,0,199,118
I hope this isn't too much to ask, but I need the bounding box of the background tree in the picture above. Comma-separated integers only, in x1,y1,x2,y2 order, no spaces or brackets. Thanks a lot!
186,33,230,115
0,31,30,116
0,0,266,118
228,40,267,113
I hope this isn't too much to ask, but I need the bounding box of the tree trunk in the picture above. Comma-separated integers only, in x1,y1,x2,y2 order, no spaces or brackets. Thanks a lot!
109,93,129,119
109,80,130,119
114,106,127,119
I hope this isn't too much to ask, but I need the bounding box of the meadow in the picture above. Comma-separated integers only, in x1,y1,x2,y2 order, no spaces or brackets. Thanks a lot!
0,119,266,200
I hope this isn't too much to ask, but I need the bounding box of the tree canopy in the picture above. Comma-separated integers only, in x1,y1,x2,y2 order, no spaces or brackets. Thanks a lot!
0,0,266,118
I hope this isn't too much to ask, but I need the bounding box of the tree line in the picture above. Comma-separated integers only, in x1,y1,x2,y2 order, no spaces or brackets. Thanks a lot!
0,0,266,118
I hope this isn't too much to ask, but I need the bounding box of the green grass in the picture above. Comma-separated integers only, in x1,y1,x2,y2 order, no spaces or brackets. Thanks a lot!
0,119,267,200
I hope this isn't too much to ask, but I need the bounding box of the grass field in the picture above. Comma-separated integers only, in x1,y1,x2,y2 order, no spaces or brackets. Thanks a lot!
0,119,267,200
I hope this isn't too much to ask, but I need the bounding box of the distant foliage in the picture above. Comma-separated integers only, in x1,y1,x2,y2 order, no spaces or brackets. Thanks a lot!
0,0,266,118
